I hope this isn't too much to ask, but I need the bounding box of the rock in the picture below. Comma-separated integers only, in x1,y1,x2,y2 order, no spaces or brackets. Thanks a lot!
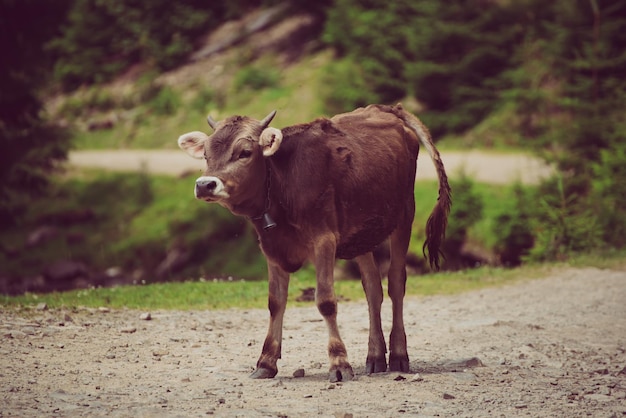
21,327,36,335
584,394,612,402
292,368,305,378
296,287,315,302
452,372,477,382
445,357,485,371
155,248,191,279
394,375,406,381
410,373,424,382
87,116,116,131
98,307,111,313
35,302,48,311
26,226,59,248
139,312,152,321
120,326,137,334
334,413,353,418
10,331,27,339
443,393,456,400
42,328,60,337
269,380,284,388
42,260,89,290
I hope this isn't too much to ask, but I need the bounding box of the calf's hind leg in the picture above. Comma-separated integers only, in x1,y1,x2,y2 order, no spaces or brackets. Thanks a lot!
387,215,414,372
355,252,387,373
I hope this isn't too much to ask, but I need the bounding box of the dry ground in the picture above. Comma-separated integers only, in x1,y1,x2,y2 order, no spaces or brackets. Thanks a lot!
2,267,625,417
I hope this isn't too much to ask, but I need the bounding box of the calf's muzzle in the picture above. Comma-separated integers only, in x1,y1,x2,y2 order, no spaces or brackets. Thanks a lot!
195,176,227,199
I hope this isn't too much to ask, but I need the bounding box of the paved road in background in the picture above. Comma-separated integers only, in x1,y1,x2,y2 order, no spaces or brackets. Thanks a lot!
68,149,553,185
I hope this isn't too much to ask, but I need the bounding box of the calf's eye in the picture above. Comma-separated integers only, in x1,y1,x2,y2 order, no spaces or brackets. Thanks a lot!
239,150,253,159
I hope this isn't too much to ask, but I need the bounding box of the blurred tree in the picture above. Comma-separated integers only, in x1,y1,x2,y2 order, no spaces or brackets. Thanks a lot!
48,0,322,91
403,1,525,136
506,0,626,257
323,0,525,137
49,0,224,90
323,0,414,106
0,0,72,227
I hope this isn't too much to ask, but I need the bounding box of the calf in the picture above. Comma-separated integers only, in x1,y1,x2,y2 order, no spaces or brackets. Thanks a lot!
178,104,451,382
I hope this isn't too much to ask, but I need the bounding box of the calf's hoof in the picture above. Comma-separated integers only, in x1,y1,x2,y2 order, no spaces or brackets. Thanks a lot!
250,367,278,379
329,366,354,383
388,355,410,373
365,357,388,374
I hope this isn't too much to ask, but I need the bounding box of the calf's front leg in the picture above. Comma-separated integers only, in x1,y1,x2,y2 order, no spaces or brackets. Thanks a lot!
250,262,289,379
313,233,354,382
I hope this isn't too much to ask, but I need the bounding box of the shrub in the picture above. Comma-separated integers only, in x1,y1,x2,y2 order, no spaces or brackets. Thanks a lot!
528,176,602,262
233,66,280,92
442,174,484,268
591,142,626,248
321,57,380,115
492,184,534,266
148,86,181,116
191,87,216,113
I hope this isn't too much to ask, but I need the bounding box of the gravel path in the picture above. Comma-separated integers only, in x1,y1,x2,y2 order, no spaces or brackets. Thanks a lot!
2,267,625,417
67,150,553,185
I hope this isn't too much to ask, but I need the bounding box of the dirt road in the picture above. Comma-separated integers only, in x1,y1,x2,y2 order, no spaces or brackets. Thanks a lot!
68,149,553,185
2,267,625,417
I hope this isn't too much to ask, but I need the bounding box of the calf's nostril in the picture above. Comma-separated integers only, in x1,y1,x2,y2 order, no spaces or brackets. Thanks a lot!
205,180,217,191
196,179,217,191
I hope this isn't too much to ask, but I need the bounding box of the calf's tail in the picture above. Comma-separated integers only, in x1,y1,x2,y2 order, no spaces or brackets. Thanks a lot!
391,103,452,270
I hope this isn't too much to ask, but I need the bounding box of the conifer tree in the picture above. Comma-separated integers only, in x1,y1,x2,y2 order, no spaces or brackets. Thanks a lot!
0,0,71,226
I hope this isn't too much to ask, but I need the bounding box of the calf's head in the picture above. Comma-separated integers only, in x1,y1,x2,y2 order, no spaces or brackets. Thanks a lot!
177,110,281,211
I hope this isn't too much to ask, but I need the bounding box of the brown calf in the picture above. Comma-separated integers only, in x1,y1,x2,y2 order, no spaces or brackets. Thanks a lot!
178,104,451,382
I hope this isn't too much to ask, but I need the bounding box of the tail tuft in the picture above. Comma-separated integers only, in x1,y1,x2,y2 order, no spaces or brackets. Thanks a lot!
423,181,452,270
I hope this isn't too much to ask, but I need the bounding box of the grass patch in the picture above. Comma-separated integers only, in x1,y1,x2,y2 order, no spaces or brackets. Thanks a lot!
65,51,331,150
0,265,510,310
3,258,611,311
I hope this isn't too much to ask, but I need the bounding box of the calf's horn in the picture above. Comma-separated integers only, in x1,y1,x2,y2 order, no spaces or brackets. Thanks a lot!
260,110,277,129
207,114,219,131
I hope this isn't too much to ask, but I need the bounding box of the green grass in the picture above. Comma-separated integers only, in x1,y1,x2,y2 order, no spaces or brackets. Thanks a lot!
0,264,532,310
5,252,624,311
66,51,332,150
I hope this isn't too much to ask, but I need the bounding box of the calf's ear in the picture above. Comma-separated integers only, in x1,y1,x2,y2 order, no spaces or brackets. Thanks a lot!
259,127,283,157
178,131,209,159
